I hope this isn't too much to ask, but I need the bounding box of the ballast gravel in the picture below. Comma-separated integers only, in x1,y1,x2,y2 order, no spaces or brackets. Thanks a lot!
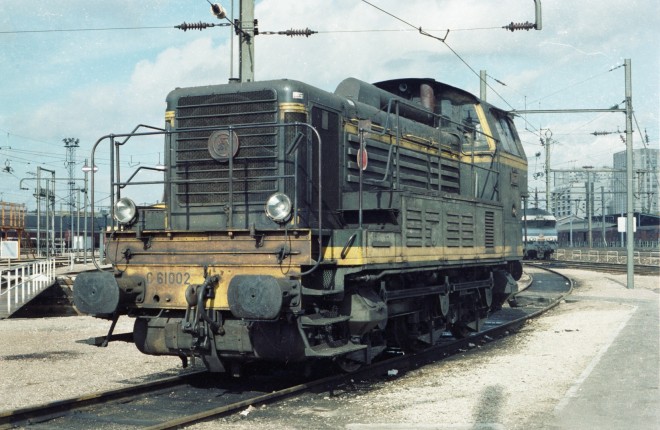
0,269,657,429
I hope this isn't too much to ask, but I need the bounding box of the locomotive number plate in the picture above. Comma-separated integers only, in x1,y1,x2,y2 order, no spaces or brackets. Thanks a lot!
146,271,191,286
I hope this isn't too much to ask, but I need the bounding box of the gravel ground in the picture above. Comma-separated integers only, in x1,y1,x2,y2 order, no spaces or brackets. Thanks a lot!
1,269,658,429
0,316,201,412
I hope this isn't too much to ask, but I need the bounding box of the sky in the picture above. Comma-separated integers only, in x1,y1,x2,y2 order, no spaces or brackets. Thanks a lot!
1,0,658,212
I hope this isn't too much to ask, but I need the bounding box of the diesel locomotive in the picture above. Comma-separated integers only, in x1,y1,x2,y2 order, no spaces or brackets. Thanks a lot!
74,76,528,374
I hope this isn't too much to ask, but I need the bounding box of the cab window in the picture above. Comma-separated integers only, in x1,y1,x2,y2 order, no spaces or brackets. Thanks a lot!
460,104,489,151
493,114,521,156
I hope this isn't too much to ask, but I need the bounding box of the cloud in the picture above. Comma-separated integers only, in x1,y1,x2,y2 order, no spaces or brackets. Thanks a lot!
131,37,232,91
1,0,657,209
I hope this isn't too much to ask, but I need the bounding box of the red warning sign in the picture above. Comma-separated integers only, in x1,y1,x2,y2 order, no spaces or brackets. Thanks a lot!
357,147,368,170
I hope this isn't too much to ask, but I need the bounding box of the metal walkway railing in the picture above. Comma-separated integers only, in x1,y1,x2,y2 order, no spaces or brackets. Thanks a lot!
0,259,56,319
555,248,660,266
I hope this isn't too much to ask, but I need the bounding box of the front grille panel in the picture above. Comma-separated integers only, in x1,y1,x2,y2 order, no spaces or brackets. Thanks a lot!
174,90,278,206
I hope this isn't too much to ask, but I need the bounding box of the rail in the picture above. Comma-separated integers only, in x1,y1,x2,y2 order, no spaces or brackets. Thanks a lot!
0,267,571,429
555,248,660,266
0,258,56,317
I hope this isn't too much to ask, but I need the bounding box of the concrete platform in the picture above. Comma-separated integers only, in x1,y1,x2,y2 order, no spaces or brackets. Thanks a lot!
548,291,659,429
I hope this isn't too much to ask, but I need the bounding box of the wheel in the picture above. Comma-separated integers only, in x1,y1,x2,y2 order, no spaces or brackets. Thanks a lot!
336,356,362,373
508,260,523,281
449,323,471,339
388,316,425,352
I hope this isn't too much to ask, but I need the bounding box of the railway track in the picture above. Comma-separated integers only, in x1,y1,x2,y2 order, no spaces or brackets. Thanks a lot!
527,259,659,276
0,266,572,429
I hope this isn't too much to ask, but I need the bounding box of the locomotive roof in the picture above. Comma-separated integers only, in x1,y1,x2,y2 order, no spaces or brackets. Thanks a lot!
335,77,509,118
166,77,510,119
526,207,554,216
522,207,557,221
373,78,480,105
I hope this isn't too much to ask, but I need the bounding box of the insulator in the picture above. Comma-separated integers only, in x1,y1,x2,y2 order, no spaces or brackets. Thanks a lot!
503,21,536,32
176,21,215,32
281,28,317,38
210,3,226,19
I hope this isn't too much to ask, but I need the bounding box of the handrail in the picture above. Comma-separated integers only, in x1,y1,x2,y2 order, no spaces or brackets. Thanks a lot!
556,248,660,266
89,122,325,274
0,258,56,317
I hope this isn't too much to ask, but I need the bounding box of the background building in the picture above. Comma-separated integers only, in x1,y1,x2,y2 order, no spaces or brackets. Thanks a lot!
548,147,659,248
611,147,659,215
551,169,612,220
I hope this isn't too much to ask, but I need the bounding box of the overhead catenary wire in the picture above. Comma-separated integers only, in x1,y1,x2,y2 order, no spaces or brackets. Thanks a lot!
0,25,176,34
525,67,618,106
358,0,528,126
0,4,544,141
632,112,649,150
359,2,648,157
1,24,505,36
0,143,121,182
352,3,554,150
315,26,502,34
5,4,651,160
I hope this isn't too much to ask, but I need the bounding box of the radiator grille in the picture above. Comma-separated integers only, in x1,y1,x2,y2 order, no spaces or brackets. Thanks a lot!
484,211,495,249
174,90,278,206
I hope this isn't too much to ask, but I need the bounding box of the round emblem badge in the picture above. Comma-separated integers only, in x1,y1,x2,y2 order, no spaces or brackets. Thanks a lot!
208,130,239,162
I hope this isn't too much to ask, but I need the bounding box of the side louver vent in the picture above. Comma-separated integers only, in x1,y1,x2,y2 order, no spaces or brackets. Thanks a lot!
446,212,474,248
485,211,495,249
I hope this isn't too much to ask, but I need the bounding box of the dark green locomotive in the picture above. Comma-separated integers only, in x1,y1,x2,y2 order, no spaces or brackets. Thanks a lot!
75,76,527,373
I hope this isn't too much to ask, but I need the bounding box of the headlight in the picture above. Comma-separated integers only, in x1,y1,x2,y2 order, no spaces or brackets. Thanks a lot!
114,197,137,225
265,193,292,223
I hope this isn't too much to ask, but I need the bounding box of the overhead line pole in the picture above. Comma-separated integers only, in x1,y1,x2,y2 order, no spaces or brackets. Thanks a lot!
624,59,634,289
513,59,635,289
544,130,551,213
239,0,255,82
204,0,315,82
480,70,487,101
63,137,79,253
38,167,56,259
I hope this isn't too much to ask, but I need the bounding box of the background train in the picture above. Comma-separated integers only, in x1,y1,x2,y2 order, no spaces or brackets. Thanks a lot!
522,207,558,259
75,76,528,374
